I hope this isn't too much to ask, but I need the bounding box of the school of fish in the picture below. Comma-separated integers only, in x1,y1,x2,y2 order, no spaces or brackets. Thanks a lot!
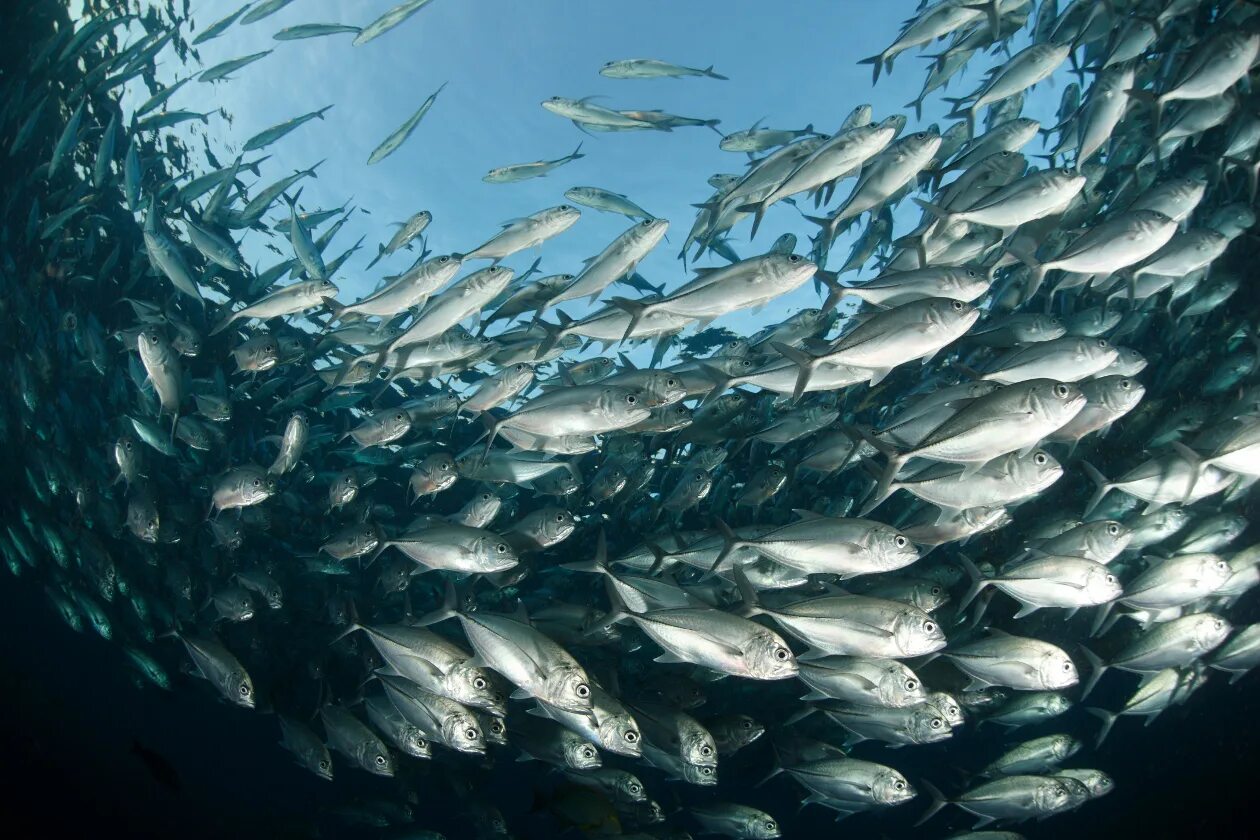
3,0,1260,837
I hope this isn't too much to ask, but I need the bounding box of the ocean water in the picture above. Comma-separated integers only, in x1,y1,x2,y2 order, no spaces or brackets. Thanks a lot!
2,1,1259,838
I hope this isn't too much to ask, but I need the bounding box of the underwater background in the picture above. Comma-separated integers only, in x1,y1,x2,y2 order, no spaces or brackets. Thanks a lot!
2,1,1260,838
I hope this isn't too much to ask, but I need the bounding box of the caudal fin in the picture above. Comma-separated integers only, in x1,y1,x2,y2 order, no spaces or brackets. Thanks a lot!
1085,706,1118,748
914,779,949,827
1078,645,1107,701
1080,461,1114,518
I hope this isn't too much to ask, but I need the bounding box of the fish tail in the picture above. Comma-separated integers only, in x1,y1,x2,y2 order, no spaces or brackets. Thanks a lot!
608,296,651,343
769,341,820,404
707,516,748,577
703,65,729,81
956,553,991,614
330,623,364,645
414,579,460,627
1085,705,1118,748
1078,645,1107,701
1080,461,1113,518
561,529,611,574
857,53,884,84
730,564,762,618
586,577,632,638
913,779,949,827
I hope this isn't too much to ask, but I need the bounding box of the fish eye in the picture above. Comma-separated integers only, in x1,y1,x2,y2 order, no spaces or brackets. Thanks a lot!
1105,574,1117,585
894,535,908,548
741,720,753,729
774,647,790,661
1048,317,1061,326
701,767,713,776
1063,661,1073,671
575,683,590,699
555,513,565,522
765,822,776,831
319,760,330,771
490,720,504,735
924,621,937,634
930,718,942,729
625,730,639,742
560,205,571,211
905,679,918,691
373,753,386,766
1107,523,1120,535
1097,339,1107,348
629,783,641,793
951,300,964,311
1120,379,1132,389
496,543,508,553
395,413,405,421
625,394,637,404
1054,384,1069,398
253,478,262,487
666,377,678,387
1034,452,1048,465
581,747,594,758
966,269,977,277
482,493,492,501
439,256,450,263
640,220,653,227
238,684,250,696
894,781,905,791
465,727,478,740
473,676,487,690
700,745,714,757
124,441,133,450
930,586,941,596
1214,618,1225,630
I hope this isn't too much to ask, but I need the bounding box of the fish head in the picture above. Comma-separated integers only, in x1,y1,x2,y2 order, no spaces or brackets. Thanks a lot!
362,741,394,776
927,691,964,727
441,712,486,755
451,663,506,715
600,386,652,425
311,277,339,300
765,252,818,290
880,664,927,708
229,669,255,709
1034,380,1088,424
682,763,717,786
1082,770,1115,798
911,708,951,743
596,713,642,758
1039,647,1079,689
639,371,687,407
563,735,602,770
925,297,979,333
1020,448,1064,489
744,814,781,840
544,666,593,714
478,713,508,746
875,769,917,805
1037,779,1075,814
541,96,580,117
867,524,919,572
1054,734,1082,761
474,535,518,572
1193,613,1233,651
745,628,798,680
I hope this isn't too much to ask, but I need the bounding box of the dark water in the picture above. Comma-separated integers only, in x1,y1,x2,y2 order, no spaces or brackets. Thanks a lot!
1,568,1258,838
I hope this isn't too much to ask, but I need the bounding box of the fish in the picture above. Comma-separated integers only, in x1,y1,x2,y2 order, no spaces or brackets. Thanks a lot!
483,143,586,183
7,2,1260,836
368,83,446,165
599,59,728,80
